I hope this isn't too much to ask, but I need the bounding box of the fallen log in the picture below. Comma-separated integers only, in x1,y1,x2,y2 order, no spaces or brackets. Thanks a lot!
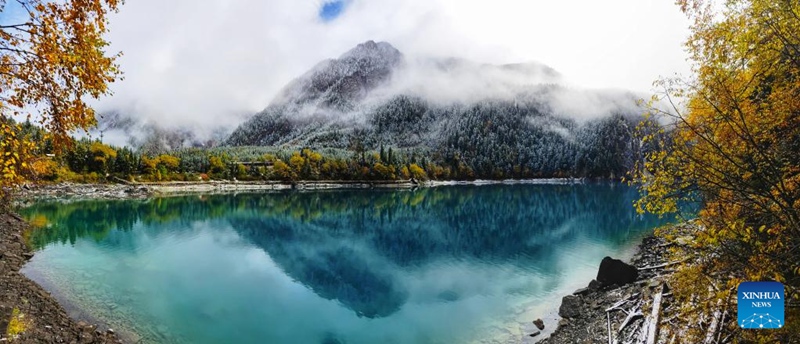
638,259,687,271
113,176,136,185
618,302,643,334
636,317,651,344
646,284,664,344
606,299,630,312
703,300,723,344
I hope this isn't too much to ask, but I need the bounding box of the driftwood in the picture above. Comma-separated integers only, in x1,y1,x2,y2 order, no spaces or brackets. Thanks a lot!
639,259,687,271
618,301,644,334
607,294,643,344
716,291,734,343
716,309,728,343
660,314,679,325
626,321,639,342
703,300,723,344
606,299,630,312
646,284,664,344
704,309,722,343
112,176,136,185
636,317,651,344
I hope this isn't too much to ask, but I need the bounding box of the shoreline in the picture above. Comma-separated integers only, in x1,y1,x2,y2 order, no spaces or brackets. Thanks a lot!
5,178,631,343
534,231,679,343
13,178,590,203
0,211,121,343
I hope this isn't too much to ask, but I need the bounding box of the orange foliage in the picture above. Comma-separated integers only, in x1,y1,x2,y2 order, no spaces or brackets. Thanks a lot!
1,0,121,190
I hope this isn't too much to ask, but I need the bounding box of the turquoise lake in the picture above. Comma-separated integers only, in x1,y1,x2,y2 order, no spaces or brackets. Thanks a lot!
20,184,669,344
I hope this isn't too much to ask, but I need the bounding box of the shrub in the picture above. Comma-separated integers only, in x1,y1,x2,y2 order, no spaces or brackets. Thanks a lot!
6,307,27,339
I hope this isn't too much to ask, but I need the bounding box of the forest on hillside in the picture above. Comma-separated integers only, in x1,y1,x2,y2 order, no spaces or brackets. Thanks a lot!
13,107,659,183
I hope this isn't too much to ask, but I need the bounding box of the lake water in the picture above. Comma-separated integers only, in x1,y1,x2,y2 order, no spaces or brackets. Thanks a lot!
20,184,668,344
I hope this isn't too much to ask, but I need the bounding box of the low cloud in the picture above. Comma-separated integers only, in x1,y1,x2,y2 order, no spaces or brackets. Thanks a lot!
93,0,690,142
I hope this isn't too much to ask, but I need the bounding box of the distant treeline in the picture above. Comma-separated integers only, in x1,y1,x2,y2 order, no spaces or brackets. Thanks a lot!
16,112,661,183
228,96,663,180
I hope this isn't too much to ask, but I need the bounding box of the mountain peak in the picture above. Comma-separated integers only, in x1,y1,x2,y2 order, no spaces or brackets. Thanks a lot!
340,40,402,64
271,40,403,110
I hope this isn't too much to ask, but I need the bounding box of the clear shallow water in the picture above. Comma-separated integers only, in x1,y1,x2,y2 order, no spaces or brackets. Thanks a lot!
20,184,668,344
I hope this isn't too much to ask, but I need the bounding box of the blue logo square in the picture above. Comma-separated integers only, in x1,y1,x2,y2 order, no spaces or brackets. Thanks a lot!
738,281,784,329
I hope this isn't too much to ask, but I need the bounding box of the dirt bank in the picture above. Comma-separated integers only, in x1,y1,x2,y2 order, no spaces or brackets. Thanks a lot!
0,211,122,343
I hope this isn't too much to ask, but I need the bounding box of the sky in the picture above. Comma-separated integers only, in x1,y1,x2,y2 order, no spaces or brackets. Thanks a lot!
2,0,692,137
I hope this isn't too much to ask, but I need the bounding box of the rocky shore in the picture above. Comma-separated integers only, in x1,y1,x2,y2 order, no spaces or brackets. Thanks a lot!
13,180,421,204
13,178,581,203
14,183,152,203
534,234,680,343
0,211,121,343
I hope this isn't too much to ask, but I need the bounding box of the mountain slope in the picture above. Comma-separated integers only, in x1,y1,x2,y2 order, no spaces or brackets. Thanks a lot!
227,41,648,178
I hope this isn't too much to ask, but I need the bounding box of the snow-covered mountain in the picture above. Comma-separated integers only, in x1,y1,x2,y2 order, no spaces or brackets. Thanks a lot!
226,40,648,178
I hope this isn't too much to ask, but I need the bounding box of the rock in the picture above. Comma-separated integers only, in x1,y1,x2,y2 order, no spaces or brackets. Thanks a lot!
588,279,601,290
22,252,34,260
529,330,541,337
573,287,591,296
558,295,583,318
558,318,570,327
596,256,638,287
533,318,545,330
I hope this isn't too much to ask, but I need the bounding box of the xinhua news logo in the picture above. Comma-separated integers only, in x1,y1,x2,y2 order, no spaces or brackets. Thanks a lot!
738,281,784,329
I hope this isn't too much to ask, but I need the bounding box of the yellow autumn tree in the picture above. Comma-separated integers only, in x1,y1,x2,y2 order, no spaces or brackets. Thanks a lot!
636,0,799,341
89,141,116,174
408,163,427,181
1,0,121,196
272,159,295,181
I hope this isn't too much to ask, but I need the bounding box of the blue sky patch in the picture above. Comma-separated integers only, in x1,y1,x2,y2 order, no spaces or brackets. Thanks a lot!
0,1,26,25
319,0,347,22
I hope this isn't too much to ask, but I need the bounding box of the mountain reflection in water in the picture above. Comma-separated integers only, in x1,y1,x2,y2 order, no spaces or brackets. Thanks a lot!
21,184,669,344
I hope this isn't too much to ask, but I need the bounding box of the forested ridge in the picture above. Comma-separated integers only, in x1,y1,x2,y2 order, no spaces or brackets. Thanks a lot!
10,41,658,183
10,109,651,183
225,41,654,180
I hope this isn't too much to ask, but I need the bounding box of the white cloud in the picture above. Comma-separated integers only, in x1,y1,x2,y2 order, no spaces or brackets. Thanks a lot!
96,0,690,138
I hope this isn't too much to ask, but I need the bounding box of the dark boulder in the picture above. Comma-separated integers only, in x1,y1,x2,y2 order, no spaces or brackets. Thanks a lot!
596,256,638,287
558,295,582,318
573,286,591,296
533,318,545,330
